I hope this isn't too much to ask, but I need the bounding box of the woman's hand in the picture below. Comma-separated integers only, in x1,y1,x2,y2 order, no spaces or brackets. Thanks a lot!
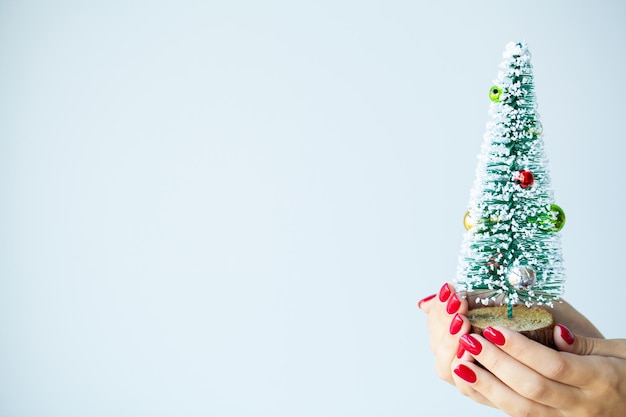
451,325,626,417
419,283,610,412
418,285,603,383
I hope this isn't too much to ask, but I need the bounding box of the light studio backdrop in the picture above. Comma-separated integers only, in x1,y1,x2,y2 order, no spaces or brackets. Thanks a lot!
1,1,624,416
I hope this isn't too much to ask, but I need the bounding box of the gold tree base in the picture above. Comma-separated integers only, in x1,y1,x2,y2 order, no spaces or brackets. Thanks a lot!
468,305,555,349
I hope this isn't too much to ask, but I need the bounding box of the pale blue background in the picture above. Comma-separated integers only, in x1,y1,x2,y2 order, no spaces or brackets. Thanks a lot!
1,1,625,416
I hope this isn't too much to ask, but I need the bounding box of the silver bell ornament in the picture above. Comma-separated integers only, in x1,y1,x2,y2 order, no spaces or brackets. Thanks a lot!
507,266,536,290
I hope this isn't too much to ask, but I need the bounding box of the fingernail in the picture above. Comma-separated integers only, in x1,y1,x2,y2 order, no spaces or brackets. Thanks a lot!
483,326,505,346
558,324,575,345
456,343,466,359
449,313,464,335
438,283,452,302
417,294,436,309
446,293,461,314
453,364,477,383
460,334,482,355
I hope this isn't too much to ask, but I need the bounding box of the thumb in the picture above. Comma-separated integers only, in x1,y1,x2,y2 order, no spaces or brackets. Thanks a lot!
554,323,626,359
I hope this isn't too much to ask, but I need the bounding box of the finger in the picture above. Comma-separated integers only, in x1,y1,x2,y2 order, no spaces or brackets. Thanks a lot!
555,324,626,359
453,379,495,409
417,293,436,313
451,361,556,417
438,282,453,303
550,300,604,338
486,326,597,388
463,330,579,409
453,350,495,408
418,281,457,313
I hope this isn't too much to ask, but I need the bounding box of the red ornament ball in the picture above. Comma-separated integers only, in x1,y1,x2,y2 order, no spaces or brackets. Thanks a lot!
514,170,534,188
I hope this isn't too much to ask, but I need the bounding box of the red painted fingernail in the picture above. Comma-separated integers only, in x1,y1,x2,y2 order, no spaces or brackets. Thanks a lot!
449,313,464,335
446,293,461,314
417,294,436,309
460,334,482,355
483,326,505,346
438,283,452,302
456,343,466,359
558,324,575,345
453,364,477,383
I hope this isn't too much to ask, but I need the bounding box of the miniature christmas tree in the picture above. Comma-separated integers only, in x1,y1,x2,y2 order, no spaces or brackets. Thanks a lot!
456,42,566,345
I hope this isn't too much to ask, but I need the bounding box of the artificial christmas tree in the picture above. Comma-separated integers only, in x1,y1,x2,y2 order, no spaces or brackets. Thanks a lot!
456,42,566,348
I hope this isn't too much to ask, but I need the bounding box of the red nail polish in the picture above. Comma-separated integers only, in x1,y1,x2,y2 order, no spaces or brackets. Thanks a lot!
446,293,461,314
449,313,463,335
438,283,452,302
417,294,436,309
558,324,575,345
456,343,466,359
453,364,477,383
483,326,505,346
460,334,482,355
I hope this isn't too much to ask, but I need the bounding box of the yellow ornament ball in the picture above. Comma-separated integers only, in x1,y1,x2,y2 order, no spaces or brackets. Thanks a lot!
463,211,476,230
529,121,543,136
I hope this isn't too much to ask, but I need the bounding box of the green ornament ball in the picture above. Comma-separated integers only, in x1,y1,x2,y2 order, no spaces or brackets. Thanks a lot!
550,204,566,232
489,85,503,102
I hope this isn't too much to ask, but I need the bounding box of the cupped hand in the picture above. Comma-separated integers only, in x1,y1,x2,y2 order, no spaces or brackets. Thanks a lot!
451,325,626,417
